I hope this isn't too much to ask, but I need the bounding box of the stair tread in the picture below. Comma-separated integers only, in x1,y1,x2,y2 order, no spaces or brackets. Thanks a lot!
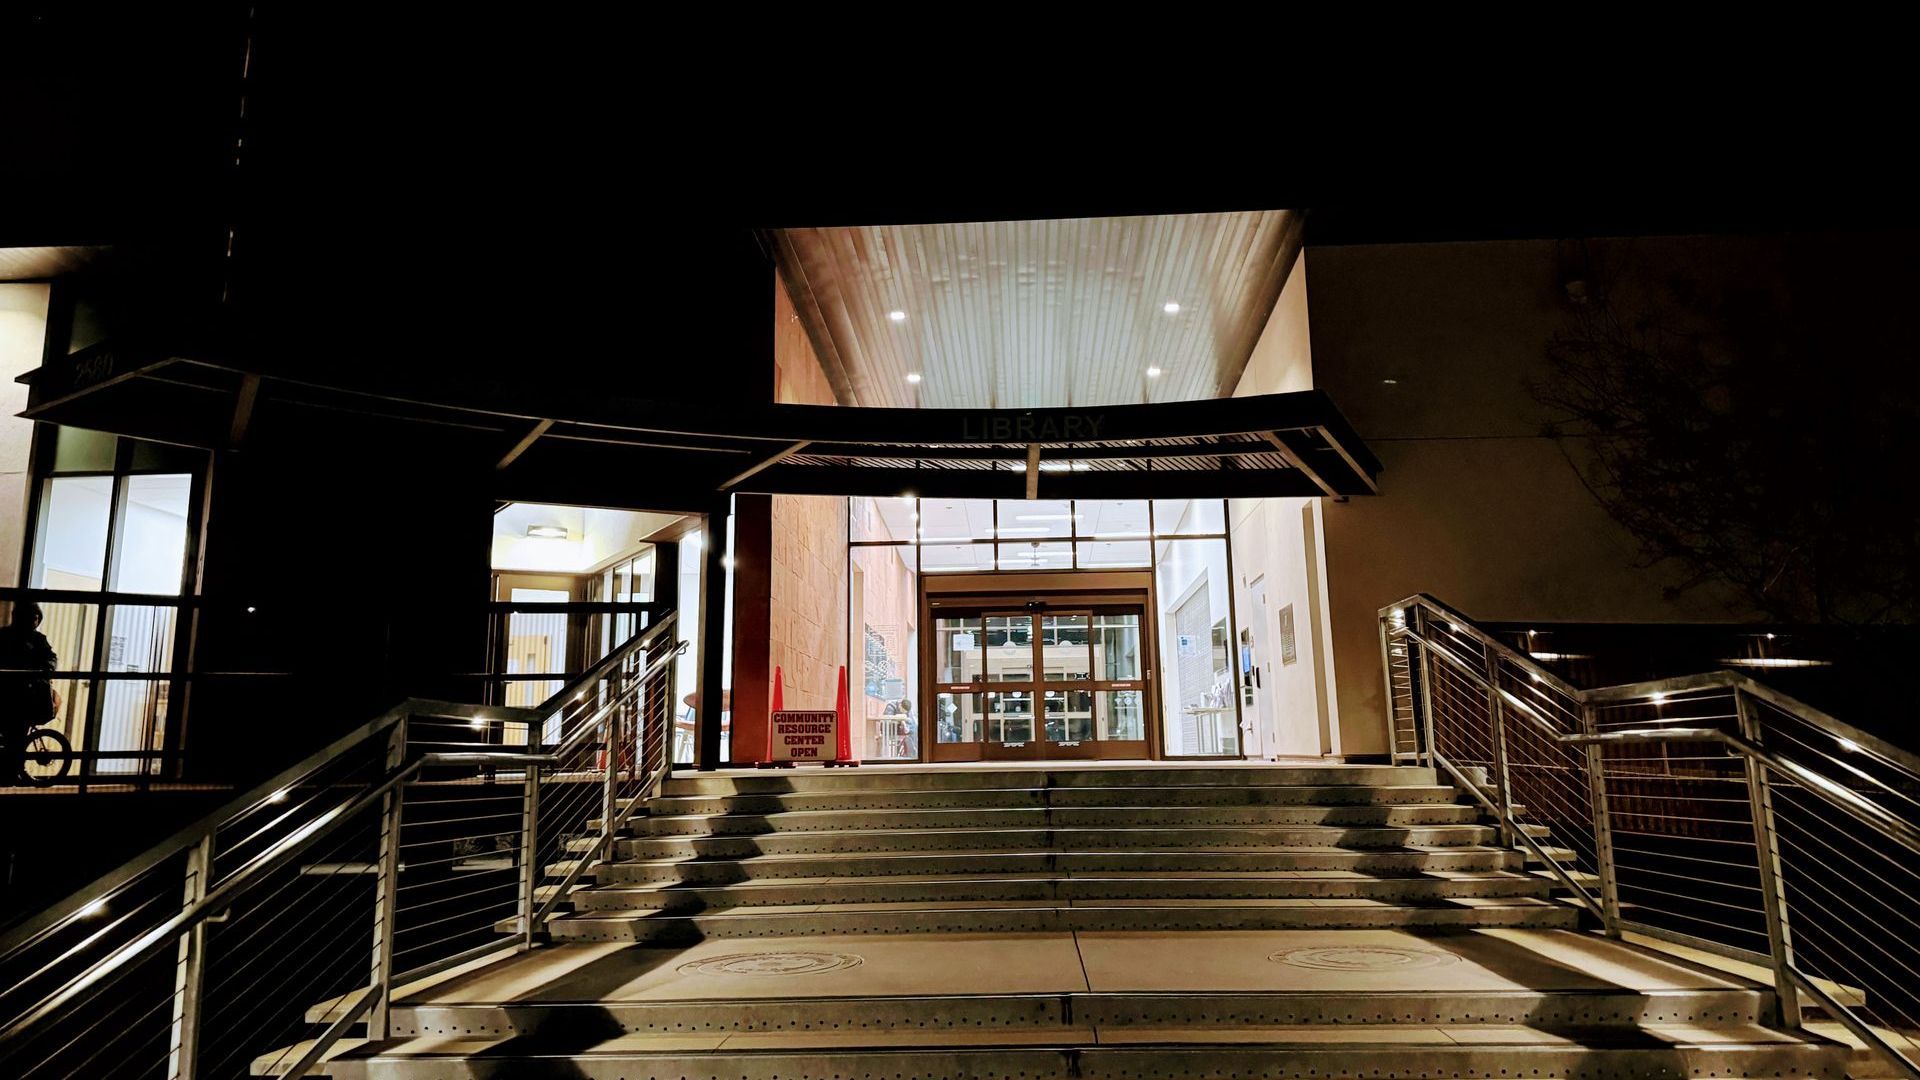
337,1021,1833,1058
616,843,1516,865
646,803,1474,820
591,869,1544,890
556,896,1571,920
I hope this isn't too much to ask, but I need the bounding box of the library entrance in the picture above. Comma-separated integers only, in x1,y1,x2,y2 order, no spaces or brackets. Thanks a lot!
925,582,1154,761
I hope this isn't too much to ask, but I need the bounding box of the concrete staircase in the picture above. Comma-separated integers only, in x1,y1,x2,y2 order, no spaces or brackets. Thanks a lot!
289,763,1851,1079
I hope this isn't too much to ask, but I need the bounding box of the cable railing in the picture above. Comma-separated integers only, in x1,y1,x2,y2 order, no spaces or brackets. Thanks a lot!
0,611,684,1080
1381,593,1920,1079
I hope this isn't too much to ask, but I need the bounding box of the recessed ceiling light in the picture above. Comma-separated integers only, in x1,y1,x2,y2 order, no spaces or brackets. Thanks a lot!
1146,366,1163,378
889,310,907,322
905,372,922,384
1162,302,1180,314
1382,378,1399,385
526,524,569,540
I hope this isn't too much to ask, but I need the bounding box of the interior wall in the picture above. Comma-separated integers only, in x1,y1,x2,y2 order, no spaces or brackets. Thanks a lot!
1226,253,1340,759
0,284,51,584
1306,238,1777,756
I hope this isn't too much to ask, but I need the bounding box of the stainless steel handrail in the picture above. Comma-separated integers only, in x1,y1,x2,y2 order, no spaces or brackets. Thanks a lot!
1379,592,1920,1079
0,608,686,1077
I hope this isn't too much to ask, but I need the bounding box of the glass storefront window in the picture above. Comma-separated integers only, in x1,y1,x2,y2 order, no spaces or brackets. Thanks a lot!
997,499,1074,539
95,605,179,774
1077,500,1149,538
918,499,995,543
52,426,117,472
1076,539,1150,568
998,541,1071,571
110,475,192,595
852,544,918,760
920,544,995,573
1152,498,1227,536
31,476,113,590
851,496,917,543
1155,537,1238,756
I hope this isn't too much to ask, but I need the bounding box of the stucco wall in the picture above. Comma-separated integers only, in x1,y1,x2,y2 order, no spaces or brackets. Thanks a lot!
1305,238,1771,755
0,285,50,585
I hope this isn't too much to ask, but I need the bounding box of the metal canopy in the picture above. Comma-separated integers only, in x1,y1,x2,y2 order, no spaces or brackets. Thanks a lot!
20,345,1380,504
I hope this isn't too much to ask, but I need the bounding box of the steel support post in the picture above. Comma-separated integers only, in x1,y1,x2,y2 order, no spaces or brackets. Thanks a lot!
1580,702,1624,937
1736,688,1802,1028
369,718,406,1040
166,833,212,1080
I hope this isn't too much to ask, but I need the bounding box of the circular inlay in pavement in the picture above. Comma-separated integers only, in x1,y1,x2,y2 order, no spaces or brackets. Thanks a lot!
677,951,866,977
1268,945,1461,972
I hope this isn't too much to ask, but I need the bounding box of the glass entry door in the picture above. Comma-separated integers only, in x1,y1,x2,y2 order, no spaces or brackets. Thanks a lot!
930,603,1151,760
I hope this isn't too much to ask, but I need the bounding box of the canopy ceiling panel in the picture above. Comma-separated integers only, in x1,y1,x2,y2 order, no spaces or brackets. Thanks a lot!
773,210,1303,410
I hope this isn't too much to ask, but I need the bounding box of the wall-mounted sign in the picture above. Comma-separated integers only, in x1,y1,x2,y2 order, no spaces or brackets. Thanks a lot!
769,710,841,761
1279,603,1297,665
1177,634,1199,658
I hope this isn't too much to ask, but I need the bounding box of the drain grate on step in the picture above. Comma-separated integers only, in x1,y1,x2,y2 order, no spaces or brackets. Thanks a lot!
1267,945,1461,972
676,951,866,977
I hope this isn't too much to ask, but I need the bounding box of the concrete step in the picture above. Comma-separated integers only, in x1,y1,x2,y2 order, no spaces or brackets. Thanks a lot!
534,897,1582,942
627,803,1485,835
660,764,1439,797
567,869,1554,910
642,783,1467,815
585,845,1526,885
605,823,1501,859
386,985,1778,1038
317,1024,1844,1079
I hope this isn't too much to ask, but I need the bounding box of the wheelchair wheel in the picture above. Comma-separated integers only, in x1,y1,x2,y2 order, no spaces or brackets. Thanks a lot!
23,727,73,786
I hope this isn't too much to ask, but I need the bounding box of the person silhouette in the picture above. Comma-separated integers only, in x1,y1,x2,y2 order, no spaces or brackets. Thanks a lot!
0,602,58,782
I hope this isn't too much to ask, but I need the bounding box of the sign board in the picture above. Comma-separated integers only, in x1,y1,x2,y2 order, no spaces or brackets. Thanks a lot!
1278,604,1298,665
770,710,841,762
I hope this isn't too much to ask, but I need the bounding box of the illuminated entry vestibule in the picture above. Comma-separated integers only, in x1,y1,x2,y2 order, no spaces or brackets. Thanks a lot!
847,497,1246,762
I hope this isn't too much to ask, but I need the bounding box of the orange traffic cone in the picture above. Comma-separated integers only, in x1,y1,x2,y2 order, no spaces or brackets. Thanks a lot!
828,665,859,767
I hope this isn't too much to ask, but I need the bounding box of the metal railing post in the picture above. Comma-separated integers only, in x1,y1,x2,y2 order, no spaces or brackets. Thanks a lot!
1580,702,1623,937
1377,614,1401,760
368,716,406,1040
1413,611,1439,770
1483,649,1517,849
1736,687,1802,1029
166,832,212,1080
518,724,543,944
602,674,623,863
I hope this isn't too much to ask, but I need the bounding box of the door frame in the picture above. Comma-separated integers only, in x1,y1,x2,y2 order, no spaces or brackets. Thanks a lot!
921,572,1159,761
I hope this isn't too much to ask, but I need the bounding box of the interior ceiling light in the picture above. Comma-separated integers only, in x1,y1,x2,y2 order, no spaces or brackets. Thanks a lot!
1146,366,1163,378
1162,302,1180,314
1016,514,1083,521
526,524,569,540
888,310,907,322
906,372,922,384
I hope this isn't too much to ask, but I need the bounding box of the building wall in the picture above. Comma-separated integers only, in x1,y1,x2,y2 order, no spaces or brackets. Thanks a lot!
767,277,848,717
0,284,51,584
1306,237,1774,756
1227,255,1341,758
